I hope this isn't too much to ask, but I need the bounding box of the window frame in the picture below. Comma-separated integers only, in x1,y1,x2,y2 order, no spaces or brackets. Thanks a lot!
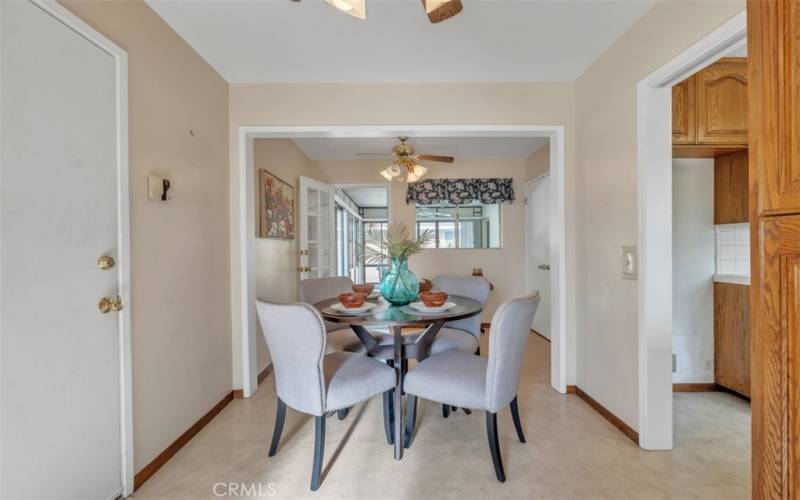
414,202,502,249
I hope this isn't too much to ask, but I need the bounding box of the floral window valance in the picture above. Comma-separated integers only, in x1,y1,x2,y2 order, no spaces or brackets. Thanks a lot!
405,178,515,206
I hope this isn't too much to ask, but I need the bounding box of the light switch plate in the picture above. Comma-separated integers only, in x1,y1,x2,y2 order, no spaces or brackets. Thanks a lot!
621,245,637,280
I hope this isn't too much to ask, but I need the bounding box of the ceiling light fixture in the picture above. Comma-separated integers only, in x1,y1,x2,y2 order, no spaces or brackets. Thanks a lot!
380,158,427,183
422,0,463,23
324,0,366,20
359,137,453,183
321,0,462,23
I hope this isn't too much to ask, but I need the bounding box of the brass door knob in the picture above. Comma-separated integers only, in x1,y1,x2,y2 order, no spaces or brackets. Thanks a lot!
99,296,123,313
98,255,116,270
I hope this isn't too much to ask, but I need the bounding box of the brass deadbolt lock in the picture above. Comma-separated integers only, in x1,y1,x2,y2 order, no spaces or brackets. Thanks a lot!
98,255,116,270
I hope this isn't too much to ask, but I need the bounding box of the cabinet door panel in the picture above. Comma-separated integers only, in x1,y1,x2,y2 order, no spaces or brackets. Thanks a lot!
714,150,749,224
713,282,751,397
757,216,800,498
672,75,696,144
697,58,748,145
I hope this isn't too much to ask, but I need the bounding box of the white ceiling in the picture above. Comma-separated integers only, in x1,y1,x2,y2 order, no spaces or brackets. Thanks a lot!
341,186,388,208
146,0,655,83
292,136,548,160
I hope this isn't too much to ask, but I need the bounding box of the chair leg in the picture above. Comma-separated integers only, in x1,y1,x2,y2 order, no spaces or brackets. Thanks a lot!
382,389,394,445
404,395,417,449
510,396,526,443
310,416,326,491
337,408,349,420
442,403,450,418
485,411,506,482
268,397,286,457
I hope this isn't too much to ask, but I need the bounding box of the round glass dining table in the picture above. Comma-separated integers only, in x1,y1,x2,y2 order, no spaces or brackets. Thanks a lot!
314,295,482,460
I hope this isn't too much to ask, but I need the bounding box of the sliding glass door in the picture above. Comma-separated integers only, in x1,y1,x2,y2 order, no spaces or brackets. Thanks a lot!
335,204,362,282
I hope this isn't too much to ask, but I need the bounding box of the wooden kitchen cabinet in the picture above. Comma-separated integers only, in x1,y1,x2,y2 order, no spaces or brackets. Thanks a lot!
714,150,749,224
696,58,749,144
672,57,748,157
672,75,696,144
714,282,751,398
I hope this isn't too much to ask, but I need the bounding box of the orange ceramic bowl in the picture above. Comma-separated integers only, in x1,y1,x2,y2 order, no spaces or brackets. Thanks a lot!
339,292,366,308
419,291,448,308
418,279,434,294
352,283,374,295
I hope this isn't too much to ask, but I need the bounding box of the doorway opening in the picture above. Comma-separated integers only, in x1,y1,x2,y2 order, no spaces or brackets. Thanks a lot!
525,170,551,340
237,126,568,398
334,184,390,283
637,9,747,457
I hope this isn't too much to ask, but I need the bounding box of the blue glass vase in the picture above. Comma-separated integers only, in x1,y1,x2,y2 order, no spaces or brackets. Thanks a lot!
379,257,419,306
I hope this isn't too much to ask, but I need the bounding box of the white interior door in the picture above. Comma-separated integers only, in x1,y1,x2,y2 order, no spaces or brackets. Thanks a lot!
1,2,126,498
526,175,552,338
299,176,336,280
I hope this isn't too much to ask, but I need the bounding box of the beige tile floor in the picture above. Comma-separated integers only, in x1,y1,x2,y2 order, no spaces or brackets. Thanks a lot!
133,334,751,499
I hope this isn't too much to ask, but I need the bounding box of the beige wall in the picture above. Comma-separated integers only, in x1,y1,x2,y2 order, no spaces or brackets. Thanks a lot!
573,0,745,430
229,83,577,389
253,139,329,370
525,144,550,181
316,158,527,320
60,0,232,472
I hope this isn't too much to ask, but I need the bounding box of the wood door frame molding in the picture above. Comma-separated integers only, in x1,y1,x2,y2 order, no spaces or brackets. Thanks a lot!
15,0,134,495
236,125,569,399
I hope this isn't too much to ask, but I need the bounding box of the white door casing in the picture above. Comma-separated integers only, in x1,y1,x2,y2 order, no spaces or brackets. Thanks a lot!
636,10,745,450
0,0,132,496
298,176,336,280
526,175,551,339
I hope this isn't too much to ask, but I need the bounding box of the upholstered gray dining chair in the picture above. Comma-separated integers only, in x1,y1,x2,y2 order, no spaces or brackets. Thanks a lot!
428,275,491,356
299,277,382,354
256,300,395,491
403,293,541,482
428,275,491,417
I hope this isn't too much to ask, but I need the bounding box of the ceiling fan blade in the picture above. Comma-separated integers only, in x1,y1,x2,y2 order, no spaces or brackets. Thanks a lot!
417,154,455,163
421,0,463,24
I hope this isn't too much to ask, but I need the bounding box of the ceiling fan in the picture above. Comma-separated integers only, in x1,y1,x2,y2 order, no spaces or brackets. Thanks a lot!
358,137,454,183
322,0,463,23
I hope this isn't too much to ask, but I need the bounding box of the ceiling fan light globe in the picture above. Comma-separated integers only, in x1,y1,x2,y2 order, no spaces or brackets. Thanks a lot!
379,168,393,181
412,164,428,178
325,0,366,19
387,163,402,177
406,172,420,183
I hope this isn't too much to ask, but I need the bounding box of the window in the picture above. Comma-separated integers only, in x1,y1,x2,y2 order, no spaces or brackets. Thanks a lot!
415,202,501,249
363,220,388,283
